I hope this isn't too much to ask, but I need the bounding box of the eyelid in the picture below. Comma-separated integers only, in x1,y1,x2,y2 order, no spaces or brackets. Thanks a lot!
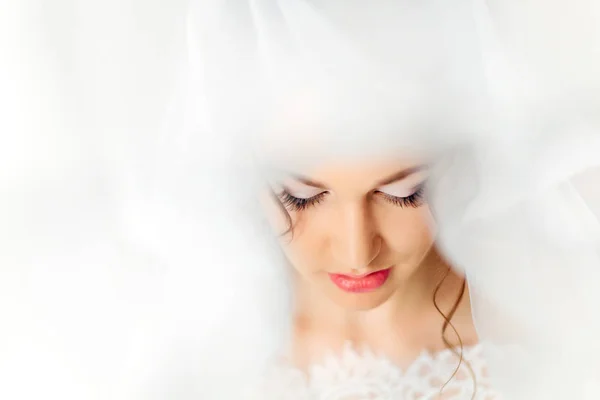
280,182,325,199
377,180,424,197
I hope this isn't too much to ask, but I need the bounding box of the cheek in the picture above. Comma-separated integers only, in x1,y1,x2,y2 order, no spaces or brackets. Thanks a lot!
379,207,435,257
280,217,327,274
260,191,291,235
259,194,325,274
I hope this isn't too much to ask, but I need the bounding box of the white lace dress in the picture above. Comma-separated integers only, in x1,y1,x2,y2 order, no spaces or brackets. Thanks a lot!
248,343,500,400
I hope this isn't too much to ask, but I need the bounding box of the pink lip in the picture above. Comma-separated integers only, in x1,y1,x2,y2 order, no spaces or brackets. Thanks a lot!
328,268,391,293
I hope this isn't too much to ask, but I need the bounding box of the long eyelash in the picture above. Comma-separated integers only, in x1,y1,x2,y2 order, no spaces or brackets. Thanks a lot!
379,186,426,208
279,186,426,211
279,190,327,211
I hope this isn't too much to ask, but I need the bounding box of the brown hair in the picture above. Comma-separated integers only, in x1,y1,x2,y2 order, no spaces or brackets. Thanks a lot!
434,268,477,399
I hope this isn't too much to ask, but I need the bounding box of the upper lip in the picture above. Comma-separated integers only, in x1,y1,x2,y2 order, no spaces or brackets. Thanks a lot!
330,268,390,278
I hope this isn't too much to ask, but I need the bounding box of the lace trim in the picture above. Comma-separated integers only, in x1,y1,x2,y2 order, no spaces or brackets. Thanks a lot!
250,343,500,400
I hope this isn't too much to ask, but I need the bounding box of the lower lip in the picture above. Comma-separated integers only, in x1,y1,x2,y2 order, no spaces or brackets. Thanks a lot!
328,268,391,293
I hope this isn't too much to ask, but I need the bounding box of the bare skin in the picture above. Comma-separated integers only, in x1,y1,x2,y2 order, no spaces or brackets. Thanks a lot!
261,156,479,370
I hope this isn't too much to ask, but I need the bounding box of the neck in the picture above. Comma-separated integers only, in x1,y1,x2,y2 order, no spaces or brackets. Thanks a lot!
291,249,476,367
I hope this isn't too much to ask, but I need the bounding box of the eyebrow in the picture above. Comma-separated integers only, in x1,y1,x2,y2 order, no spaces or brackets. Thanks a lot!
375,165,427,186
291,174,329,189
287,165,427,190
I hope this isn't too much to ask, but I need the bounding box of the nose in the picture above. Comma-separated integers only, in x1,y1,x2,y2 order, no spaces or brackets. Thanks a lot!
330,200,381,270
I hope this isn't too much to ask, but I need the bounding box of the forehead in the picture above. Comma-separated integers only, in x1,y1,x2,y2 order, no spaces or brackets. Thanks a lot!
252,86,439,173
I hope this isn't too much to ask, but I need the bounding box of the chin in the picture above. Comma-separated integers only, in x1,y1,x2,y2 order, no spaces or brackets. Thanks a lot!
327,287,396,311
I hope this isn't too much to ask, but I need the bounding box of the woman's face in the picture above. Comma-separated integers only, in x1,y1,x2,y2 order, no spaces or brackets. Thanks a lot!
262,156,435,311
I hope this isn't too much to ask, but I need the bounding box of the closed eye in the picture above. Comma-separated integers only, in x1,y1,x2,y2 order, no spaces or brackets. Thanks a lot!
278,190,328,211
375,184,426,208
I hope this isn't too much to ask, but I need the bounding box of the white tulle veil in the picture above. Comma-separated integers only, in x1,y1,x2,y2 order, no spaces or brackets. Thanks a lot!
2,0,599,399
126,0,600,398
118,0,600,399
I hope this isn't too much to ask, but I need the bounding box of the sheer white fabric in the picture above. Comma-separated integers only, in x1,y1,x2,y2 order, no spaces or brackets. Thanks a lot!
2,0,600,399
172,1,600,399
